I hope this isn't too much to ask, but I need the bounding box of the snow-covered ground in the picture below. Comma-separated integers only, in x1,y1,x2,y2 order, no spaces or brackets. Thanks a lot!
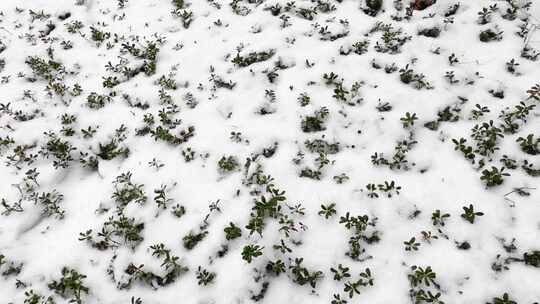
0,0,539,303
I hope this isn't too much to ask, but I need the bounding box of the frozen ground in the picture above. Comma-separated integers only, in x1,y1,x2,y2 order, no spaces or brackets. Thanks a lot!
0,0,539,303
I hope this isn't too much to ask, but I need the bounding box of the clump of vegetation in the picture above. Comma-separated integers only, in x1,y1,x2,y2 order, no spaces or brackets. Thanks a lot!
183,230,209,250
218,155,240,174
372,23,412,54
112,172,147,209
242,244,264,263
232,50,276,67
339,213,380,260
224,222,242,240
399,65,432,89
418,27,440,38
407,265,443,304
318,203,337,219
363,0,383,16
516,134,539,155
371,137,417,171
461,204,484,224
196,266,216,286
1,1,539,302
301,107,329,132
40,133,76,169
480,166,509,187
479,28,503,42
119,243,188,289
48,267,90,304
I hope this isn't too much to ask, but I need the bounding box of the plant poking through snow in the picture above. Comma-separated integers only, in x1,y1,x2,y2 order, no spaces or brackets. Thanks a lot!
342,268,374,299
224,222,242,240
461,204,484,224
48,267,89,304
407,265,443,304
242,244,263,263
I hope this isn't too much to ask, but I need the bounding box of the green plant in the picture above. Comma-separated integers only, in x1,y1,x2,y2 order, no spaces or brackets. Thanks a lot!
400,112,418,128
523,250,540,267
36,190,65,219
65,20,84,34
343,268,373,298
330,264,351,281
289,257,324,289
448,53,459,65
488,293,517,304
480,166,509,187
527,84,540,100
339,213,379,260
265,259,286,277
345,40,370,55
331,294,348,304
86,92,113,109
477,5,497,25
506,59,519,74
120,39,161,76
301,107,329,132
183,231,208,250
323,72,339,85
172,0,185,9
297,92,311,106
376,100,392,112
404,237,420,251
232,50,275,67
366,181,402,198
97,139,129,160
364,0,383,16
40,133,76,169
407,265,443,304
318,203,337,219
516,134,539,155
470,104,490,120
153,185,173,210
1,199,24,216
150,243,188,285
81,126,97,138
471,120,503,157
418,27,440,38
521,160,540,177
499,102,535,134
373,24,412,54
452,138,476,163
196,266,216,286
218,155,240,174
0,254,23,277
79,214,145,250
479,28,503,42
242,244,263,263
119,264,159,290
460,204,484,224
172,9,193,28
48,267,89,304
399,65,432,89
120,244,188,289
333,173,349,184
23,289,55,304
112,172,147,209
431,210,450,227
90,26,111,45
171,204,186,218
224,222,242,240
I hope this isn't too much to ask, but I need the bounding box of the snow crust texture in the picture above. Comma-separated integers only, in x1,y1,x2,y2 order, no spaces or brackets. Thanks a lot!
0,0,539,303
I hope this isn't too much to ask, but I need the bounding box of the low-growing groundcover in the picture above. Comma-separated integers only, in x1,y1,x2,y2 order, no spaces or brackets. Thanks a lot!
0,0,539,303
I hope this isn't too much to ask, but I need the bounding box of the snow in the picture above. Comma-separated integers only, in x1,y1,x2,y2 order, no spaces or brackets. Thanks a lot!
0,0,539,303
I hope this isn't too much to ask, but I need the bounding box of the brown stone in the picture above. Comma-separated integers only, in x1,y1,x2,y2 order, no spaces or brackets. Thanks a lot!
413,0,436,10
